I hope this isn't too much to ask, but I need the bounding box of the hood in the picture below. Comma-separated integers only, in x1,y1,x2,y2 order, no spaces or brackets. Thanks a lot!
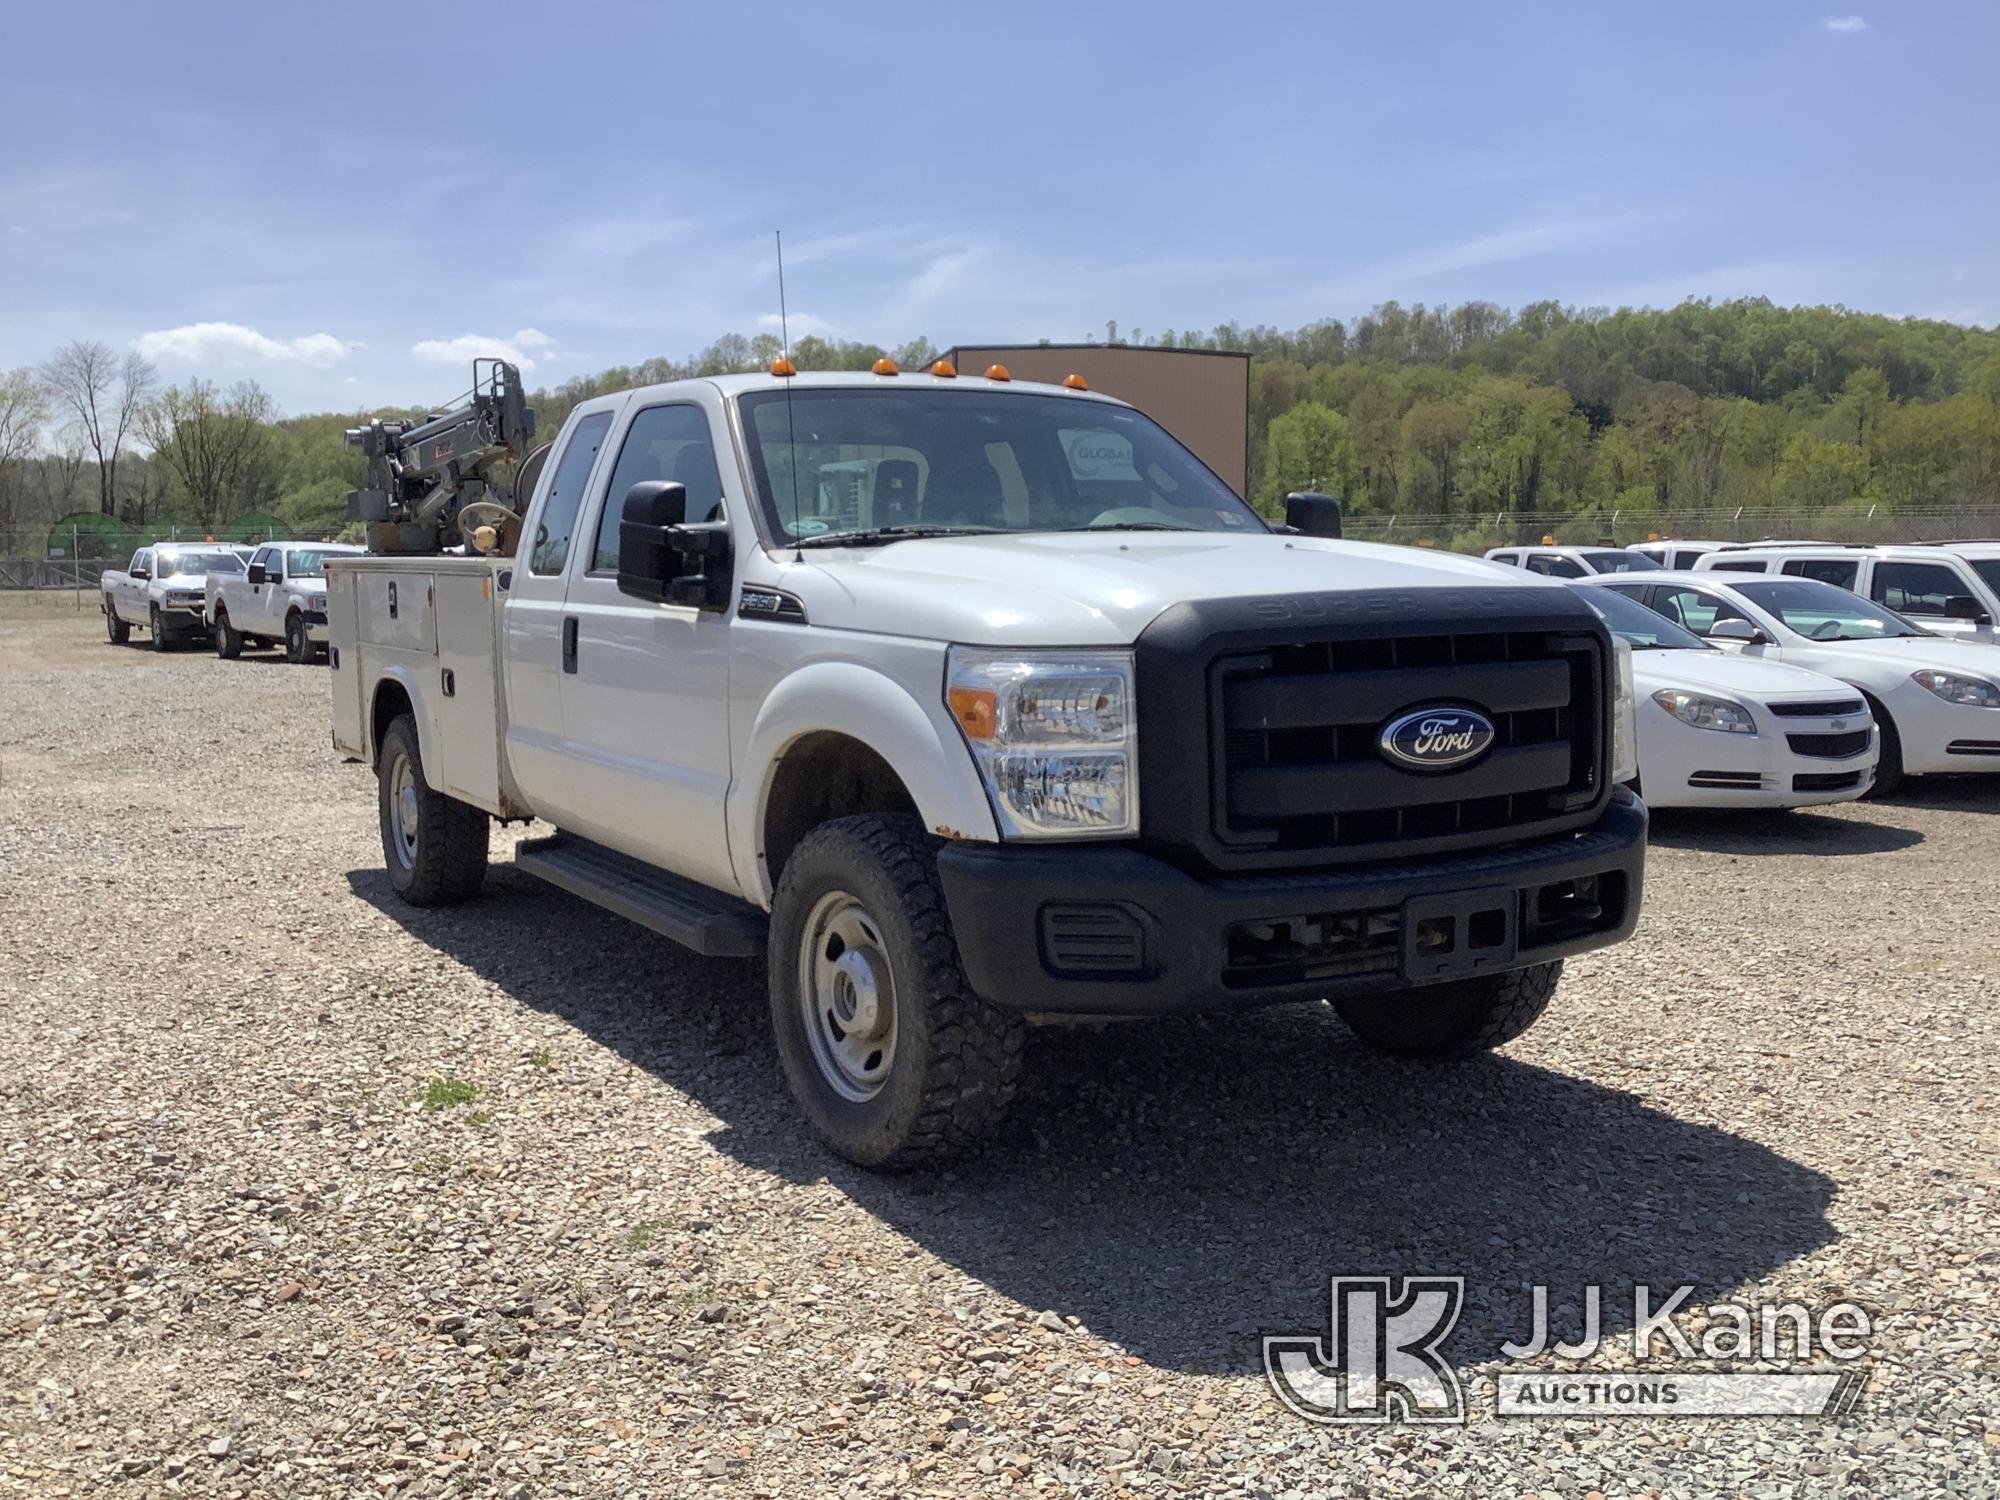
1631,649,1855,701
1801,634,2000,675
760,531,1572,645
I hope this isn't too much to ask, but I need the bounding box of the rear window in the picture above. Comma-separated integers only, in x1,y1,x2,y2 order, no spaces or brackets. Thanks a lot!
1706,559,1769,574
1582,550,1660,573
1782,558,1860,589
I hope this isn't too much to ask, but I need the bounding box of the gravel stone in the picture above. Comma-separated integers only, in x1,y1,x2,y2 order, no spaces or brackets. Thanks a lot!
2,596,1996,1496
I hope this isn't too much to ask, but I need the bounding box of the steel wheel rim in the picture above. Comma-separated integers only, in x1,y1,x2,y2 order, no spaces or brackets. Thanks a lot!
796,889,898,1103
387,752,419,870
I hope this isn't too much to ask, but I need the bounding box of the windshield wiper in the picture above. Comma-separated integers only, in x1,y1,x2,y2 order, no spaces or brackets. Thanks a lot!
1058,521,1197,532
789,525,1004,550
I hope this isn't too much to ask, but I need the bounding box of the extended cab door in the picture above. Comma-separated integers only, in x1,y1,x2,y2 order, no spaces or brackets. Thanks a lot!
244,546,279,631
501,403,619,828
117,551,151,621
555,396,736,890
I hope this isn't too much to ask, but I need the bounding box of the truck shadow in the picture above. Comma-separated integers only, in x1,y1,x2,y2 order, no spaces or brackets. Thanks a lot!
349,865,1837,1377
1646,807,1923,855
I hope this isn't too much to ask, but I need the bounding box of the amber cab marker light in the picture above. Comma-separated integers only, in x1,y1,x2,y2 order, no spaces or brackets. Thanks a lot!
930,358,958,378
769,356,797,377
985,363,1012,382
947,686,997,740
1541,534,1556,545
872,357,899,376
1062,372,1089,391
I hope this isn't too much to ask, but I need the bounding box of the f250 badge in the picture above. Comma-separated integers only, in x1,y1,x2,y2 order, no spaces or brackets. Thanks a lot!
1379,708,1496,771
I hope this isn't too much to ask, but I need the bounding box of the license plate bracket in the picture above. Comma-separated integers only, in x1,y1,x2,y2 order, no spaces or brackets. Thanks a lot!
1400,886,1520,981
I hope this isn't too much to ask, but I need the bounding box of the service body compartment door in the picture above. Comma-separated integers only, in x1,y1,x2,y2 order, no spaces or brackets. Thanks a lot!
358,572,438,654
325,564,366,759
432,570,504,812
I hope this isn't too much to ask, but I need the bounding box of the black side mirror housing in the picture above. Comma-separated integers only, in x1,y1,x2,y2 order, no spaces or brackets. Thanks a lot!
1284,491,1343,538
246,563,267,586
617,481,689,604
130,566,150,581
1942,594,1989,622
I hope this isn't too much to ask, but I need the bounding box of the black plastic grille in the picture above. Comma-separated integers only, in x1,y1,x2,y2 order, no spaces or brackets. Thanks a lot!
1794,771,1867,792
1786,729,1872,759
1212,630,1602,860
1767,698,1866,719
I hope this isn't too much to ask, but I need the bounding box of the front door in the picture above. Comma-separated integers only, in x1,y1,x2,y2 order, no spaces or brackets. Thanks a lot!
556,398,736,890
501,404,618,827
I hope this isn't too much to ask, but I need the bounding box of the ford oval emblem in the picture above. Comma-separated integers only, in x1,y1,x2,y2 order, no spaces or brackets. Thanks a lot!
1379,707,1497,772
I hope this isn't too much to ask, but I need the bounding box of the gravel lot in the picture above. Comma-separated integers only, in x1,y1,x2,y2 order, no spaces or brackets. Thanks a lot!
3,593,1996,1498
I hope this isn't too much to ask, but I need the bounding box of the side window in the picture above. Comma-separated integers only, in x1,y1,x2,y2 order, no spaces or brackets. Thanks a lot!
1706,559,1768,574
250,547,272,573
1490,552,1519,566
1783,558,1860,589
1653,586,1750,638
1671,549,1706,569
131,550,151,576
1528,553,1585,578
591,405,722,573
1870,561,1967,616
530,411,615,576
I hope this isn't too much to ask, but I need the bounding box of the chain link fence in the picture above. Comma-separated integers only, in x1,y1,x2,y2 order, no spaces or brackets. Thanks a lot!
1,523,300,592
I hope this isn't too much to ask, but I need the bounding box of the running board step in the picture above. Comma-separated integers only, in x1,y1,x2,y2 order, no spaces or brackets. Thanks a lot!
513,835,766,957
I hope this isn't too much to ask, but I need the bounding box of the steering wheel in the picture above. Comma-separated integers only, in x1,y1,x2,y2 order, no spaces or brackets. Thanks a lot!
458,500,523,556
1810,619,1843,640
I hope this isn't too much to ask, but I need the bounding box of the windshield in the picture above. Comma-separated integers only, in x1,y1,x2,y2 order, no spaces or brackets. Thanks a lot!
737,388,1263,545
280,548,348,579
1583,550,1661,573
1733,578,1931,641
1582,587,1709,650
154,550,243,578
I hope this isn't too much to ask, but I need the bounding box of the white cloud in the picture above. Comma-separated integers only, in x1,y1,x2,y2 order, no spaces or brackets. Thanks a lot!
757,311,839,338
1825,15,1868,32
135,321,351,367
410,328,555,370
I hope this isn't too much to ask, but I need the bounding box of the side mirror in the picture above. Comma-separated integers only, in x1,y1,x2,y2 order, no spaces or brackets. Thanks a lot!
1942,594,1989,623
617,481,689,603
1284,491,1343,538
1708,617,1765,644
247,563,267,586
130,566,150,581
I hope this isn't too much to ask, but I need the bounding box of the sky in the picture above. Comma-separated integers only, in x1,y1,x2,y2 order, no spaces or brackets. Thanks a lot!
2,2,1995,417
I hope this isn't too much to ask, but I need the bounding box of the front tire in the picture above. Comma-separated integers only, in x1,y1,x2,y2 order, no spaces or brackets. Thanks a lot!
105,605,130,645
768,814,1024,1170
149,605,171,652
377,714,489,906
284,610,312,664
214,609,242,659
1335,961,1563,1058
1860,694,1903,798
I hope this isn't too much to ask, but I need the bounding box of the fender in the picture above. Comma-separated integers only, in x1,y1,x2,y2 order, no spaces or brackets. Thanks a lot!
732,659,999,906
365,662,437,771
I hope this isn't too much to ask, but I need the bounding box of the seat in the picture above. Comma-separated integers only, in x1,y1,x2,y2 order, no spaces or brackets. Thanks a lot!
672,443,725,523
874,459,919,527
921,453,1006,528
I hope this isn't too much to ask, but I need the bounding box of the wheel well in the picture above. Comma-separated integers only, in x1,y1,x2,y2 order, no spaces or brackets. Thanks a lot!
371,681,414,767
762,733,919,885
1856,688,1898,742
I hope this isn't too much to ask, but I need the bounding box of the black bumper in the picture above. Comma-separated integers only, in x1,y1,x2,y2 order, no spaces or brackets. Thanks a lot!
937,790,1646,1016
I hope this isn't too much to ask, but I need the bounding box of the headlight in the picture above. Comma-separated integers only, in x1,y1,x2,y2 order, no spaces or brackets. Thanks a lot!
1612,639,1638,784
1652,687,1757,734
1912,669,2000,709
945,648,1136,838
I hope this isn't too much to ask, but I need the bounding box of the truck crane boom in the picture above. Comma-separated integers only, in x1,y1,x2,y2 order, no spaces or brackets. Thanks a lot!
345,358,538,554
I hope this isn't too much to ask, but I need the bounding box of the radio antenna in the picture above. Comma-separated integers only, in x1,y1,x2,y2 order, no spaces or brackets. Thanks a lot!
777,230,803,557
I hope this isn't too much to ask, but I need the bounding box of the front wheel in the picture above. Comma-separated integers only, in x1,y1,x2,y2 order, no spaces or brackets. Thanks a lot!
1860,695,1903,798
768,815,1024,1170
105,605,130,645
377,714,489,905
214,610,242,659
1335,961,1563,1058
284,610,312,664
149,605,171,652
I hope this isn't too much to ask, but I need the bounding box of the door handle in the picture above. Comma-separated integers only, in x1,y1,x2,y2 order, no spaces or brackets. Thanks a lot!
562,616,579,674
388,581,399,619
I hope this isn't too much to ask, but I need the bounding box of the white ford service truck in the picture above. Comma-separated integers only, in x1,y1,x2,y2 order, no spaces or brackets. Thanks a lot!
328,366,1646,1168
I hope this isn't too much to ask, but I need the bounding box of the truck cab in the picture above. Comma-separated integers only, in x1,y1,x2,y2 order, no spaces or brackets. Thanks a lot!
101,544,244,651
1692,544,2000,641
330,366,1646,1168
207,540,365,662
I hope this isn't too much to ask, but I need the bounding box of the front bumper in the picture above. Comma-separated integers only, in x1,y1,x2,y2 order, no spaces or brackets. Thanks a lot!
304,607,330,644
160,601,208,635
937,789,1646,1016
1643,719,1878,809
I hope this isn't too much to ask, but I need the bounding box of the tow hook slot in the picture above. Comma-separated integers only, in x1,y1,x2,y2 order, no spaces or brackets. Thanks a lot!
1400,886,1519,981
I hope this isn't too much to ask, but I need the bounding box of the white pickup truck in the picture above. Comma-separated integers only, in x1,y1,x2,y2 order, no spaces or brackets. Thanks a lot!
100,543,246,651
329,367,1646,1167
206,540,365,662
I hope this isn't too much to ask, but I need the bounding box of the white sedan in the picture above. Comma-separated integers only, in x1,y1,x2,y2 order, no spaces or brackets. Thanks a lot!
1578,584,1877,809
1580,572,2000,794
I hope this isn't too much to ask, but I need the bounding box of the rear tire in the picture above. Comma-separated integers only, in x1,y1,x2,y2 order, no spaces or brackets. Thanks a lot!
377,714,489,906
104,605,129,645
214,609,242,659
1336,961,1563,1058
284,610,311,664
149,605,171,652
1860,694,1903,798
768,814,1024,1170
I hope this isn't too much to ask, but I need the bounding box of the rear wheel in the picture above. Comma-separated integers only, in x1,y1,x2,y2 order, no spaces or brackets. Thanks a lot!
284,610,311,664
1336,961,1563,1058
377,714,489,905
768,814,1024,1169
104,605,129,645
149,605,171,652
214,609,242,659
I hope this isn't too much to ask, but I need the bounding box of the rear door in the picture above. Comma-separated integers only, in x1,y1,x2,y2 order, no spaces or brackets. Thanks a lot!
501,402,619,826
556,396,737,889
118,550,151,621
